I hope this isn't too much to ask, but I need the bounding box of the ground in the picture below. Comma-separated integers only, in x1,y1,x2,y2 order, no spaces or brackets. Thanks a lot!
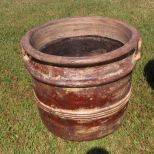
0,0,154,153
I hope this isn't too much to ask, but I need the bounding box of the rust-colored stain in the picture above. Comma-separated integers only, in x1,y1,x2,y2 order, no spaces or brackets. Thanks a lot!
21,16,141,141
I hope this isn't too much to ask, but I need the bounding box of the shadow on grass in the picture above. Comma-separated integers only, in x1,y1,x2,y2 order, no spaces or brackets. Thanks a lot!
86,147,110,154
144,59,154,89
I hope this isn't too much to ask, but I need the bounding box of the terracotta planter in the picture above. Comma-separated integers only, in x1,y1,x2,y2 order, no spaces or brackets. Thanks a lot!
21,17,142,141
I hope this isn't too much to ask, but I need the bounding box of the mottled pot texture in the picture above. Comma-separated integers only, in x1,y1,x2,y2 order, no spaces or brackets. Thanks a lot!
21,17,142,141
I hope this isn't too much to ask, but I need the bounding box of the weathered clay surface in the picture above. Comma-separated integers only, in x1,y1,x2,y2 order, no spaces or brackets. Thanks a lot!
21,17,141,141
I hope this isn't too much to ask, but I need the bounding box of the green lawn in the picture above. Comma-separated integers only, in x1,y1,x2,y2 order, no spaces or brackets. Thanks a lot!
0,0,154,153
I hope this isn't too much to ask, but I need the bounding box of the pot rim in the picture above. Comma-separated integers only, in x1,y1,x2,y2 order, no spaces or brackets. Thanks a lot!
21,16,141,66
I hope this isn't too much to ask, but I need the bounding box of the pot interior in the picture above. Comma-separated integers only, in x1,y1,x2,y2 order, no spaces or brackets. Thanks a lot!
40,35,124,57
30,17,133,59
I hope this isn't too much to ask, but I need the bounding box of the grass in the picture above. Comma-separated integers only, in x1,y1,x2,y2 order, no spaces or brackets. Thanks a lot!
0,0,154,153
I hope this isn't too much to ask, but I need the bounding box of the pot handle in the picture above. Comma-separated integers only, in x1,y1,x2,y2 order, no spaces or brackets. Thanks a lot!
22,48,32,65
132,37,142,63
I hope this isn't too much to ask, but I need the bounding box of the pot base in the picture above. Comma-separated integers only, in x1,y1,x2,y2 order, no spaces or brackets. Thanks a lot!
38,104,127,141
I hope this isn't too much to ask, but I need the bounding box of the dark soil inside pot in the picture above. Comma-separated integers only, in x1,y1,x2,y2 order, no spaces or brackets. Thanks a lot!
40,35,124,57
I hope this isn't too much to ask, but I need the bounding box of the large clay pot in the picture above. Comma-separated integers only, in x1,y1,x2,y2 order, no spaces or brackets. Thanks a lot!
21,17,142,141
